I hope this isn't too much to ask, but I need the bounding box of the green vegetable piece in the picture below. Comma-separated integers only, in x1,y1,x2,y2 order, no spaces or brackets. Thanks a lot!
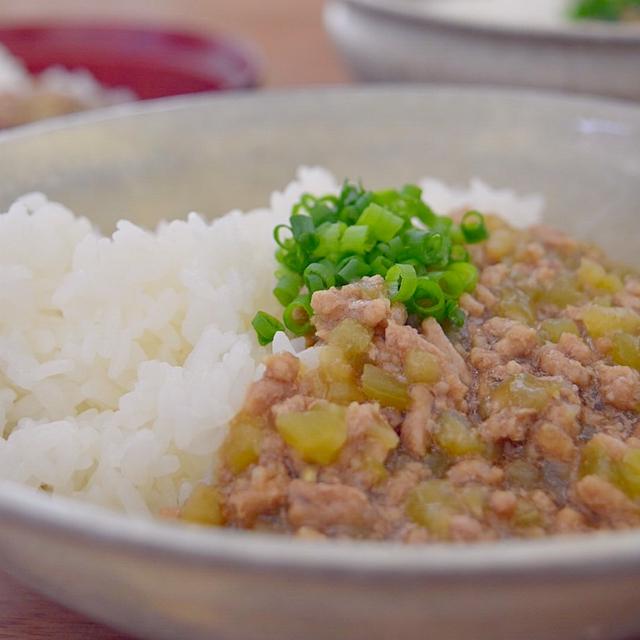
336,255,370,284
273,224,292,249
582,305,640,338
401,184,422,200
356,203,404,242
406,480,459,538
273,273,303,307
492,373,561,412
340,224,374,254
283,295,313,336
276,403,348,465
618,449,640,499
571,0,640,21
328,318,372,357
409,276,446,320
539,318,580,343
290,214,317,254
313,221,346,259
448,261,478,293
461,210,489,244
181,484,223,526
385,263,418,302
258,178,490,345
434,410,485,457
361,364,410,410
430,270,465,299
252,311,285,346
610,332,640,370
405,350,441,384
303,261,335,294
221,419,263,474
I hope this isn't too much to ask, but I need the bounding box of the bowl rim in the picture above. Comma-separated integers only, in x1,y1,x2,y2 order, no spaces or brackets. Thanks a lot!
1,85,640,580
337,0,640,44
0,81,639,143
3,481,640,579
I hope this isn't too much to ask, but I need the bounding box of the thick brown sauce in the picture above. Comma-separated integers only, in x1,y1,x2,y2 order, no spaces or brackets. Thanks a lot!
183,216,640,543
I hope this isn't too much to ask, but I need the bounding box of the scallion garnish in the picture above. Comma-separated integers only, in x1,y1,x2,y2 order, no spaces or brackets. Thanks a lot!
410,277,446,318
283,295,313,336
461,210,489,244
252,180,489,344
385,264,418,303
252,311,285,346
303,261,335,293
273,273,303,307
571,0,640,20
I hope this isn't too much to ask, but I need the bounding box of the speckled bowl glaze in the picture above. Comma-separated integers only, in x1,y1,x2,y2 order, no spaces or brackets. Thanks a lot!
0,87,639,640
324,0,640,102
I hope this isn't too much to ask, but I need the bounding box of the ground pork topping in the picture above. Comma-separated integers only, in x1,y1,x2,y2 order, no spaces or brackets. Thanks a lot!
183,218,640,543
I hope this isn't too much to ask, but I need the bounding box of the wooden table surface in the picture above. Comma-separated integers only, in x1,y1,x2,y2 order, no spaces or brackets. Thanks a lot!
0,1,347,638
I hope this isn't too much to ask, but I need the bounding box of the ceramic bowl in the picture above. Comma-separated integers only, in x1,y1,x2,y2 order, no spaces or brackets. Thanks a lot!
324,0,640,102
0,87,639,640
0,23,260,99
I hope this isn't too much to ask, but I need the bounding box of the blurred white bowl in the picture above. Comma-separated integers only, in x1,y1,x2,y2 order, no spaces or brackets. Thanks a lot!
325,0,640,101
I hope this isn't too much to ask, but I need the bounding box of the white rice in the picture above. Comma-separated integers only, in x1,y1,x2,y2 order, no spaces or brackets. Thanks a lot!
419,177,544,230
0,43,134,105
0,167,543,517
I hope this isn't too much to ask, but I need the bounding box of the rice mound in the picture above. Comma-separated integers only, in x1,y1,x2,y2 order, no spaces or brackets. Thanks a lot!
0,168,543,517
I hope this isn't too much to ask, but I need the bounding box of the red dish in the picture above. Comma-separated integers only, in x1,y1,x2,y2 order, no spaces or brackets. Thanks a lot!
0,24,260,99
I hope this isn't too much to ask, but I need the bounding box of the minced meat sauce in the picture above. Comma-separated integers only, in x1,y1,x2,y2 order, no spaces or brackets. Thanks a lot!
181,215,640,542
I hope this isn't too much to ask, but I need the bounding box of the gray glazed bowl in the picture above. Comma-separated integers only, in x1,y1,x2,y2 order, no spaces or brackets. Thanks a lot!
0,87,639,640
325,0,640,102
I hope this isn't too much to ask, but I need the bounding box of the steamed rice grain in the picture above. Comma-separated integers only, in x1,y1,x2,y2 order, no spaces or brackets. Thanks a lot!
0,168,543,517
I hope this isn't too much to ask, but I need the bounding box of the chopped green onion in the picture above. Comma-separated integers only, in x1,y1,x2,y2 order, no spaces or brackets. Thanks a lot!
277,245,306,274
571,0,639,21
273,273,303,306
313,222,346,258
290,215,317,254
450,244,469,263
356,203,404,242
340,225,373,255
252,179,488,344
303,262,335,293
309,203,335,227
423,232,451,268
400,229,428,261
445,301,466,328
430,271,465,299
252,311,285,346
355,192,373,212
401,184,422,200
385,264,418,303
413,200,438,227
387,236,405,259
273,224,292,249
431,216,453,235
410,277,445,319
450,225,465,246
283,295,313,336
448,262,479,293
461,210,489,244
336,256,370,284
290,214,314,237
370,255,394,277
